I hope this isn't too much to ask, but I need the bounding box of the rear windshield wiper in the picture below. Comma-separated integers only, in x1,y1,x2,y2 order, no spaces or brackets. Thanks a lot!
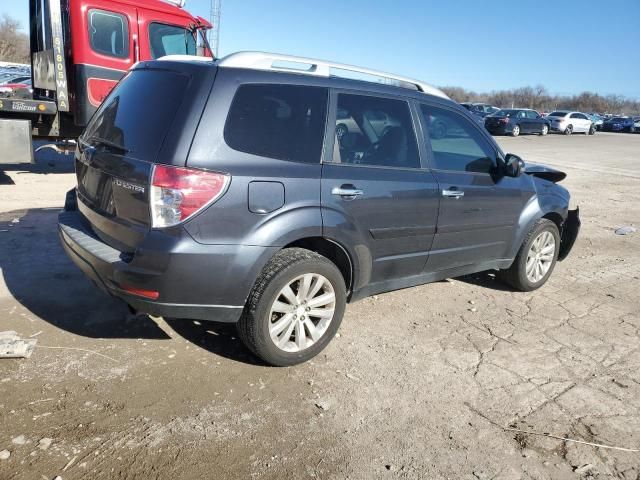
82,136,130,154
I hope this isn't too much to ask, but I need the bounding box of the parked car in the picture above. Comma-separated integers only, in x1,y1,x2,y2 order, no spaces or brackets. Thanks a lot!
0,79,32,98
601,116,639,132
58,52,580,366
0,74,30,85
460,102,500,118
546,111,595,135
484,109,550,136
588,113,604,130
632,117,640,133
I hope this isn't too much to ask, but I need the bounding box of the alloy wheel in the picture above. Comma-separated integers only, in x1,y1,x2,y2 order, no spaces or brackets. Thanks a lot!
268,273,336,353
525,231,556,284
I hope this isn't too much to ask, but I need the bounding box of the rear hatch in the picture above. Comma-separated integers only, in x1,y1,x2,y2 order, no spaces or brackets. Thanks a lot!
75,60,216,251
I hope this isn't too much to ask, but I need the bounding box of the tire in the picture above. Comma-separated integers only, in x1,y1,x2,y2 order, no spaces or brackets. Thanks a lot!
588,125,596,135
564,125,573,135
237,248,347,366
539,124,549,136
498,219,560,292
511,124,520,137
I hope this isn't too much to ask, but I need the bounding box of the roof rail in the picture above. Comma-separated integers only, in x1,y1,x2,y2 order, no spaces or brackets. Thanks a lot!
157,55,214,63
217,51,449,99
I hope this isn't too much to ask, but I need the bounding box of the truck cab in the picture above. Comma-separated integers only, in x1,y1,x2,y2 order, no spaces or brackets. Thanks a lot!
70,0,212,125
0,0,212,163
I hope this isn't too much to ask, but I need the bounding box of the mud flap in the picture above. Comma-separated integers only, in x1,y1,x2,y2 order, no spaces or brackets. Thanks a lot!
558,207,580,261
0,119,34,164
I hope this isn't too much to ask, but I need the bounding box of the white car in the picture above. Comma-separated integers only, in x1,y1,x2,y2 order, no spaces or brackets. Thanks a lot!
546,111,595,135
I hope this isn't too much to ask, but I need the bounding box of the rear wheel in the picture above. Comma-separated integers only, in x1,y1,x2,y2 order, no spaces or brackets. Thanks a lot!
237,248,346,366
539,124,549,136
564,125,573,135
588,125,596,135
498,219,560,291
511,124,521,137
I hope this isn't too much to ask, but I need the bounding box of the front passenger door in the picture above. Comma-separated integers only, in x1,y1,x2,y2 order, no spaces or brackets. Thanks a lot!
418,104,529,272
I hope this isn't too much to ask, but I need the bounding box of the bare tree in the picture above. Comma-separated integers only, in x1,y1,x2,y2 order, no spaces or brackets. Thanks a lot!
440,84,640,115
0,14,30,64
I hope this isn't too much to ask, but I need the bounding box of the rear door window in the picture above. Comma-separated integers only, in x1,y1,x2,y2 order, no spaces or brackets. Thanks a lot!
333,93,420,169
224,84,328,163
88,9,129,58
419,104,496,174
149,23,196,58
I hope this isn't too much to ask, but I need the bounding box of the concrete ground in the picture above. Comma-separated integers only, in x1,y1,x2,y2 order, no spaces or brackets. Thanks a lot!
0,132,639,479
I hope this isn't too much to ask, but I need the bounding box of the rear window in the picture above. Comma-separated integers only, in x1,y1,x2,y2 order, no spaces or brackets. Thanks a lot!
82,70,188,161
548,111,567,117
224,84,328,163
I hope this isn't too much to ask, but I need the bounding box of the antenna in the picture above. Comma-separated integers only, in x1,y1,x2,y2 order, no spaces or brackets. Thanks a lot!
209,0,221,56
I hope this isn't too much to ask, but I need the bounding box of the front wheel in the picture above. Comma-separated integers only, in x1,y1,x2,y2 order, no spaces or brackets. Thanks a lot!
539,124,549,136
511,124,521,137
237,248,346,366
564,125,573,135
498,219,560,291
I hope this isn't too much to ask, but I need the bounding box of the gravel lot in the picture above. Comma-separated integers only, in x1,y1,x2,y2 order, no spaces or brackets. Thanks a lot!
1,132,639,479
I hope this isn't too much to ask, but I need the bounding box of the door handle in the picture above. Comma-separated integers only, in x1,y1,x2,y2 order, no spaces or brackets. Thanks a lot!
442,189,464,198
332,185,364,198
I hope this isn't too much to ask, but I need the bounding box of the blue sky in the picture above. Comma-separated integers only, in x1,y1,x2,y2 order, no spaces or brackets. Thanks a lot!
3,0,639,98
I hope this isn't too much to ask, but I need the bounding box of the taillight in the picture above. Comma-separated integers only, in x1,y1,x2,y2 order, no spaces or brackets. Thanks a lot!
499,117,510,124
150,164,230,228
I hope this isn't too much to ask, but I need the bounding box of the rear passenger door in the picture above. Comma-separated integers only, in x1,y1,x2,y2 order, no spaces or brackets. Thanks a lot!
321,91,440,288
418,103,526,272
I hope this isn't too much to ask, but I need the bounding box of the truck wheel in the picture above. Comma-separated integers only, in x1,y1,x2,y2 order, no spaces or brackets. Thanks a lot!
499,219,560,292
237,248,346,366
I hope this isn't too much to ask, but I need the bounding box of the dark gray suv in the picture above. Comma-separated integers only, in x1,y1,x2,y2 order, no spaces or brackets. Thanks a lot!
59,52,580,366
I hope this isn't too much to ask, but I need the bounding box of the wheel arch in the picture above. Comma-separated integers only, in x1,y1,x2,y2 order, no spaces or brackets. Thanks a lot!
283,237,354,294
507,195,568,260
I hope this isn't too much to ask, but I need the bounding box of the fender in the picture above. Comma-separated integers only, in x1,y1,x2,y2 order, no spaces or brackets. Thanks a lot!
507,191,569,260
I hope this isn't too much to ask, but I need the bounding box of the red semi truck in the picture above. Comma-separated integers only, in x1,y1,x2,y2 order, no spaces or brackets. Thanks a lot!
0,0,212,163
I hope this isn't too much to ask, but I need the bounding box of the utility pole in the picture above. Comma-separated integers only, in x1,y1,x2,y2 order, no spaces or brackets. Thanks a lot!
209,0,221,56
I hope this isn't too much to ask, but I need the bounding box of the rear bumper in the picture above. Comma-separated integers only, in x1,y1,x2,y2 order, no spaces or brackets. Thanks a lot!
58,192,276,322
485,125,510,135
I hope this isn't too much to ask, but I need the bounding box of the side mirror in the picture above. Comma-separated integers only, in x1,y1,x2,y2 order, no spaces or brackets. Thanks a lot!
503,153,524,177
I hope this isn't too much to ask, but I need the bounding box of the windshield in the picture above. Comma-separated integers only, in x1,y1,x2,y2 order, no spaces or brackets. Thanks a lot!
149,23,198,59
610,117,627,122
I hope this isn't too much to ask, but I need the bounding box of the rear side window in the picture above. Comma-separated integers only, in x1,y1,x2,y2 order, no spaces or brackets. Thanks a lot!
149,23,196,59
420,104,495,174
333,93,420,169
83,70,188,161
224,84,328,163
88,9,129,58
